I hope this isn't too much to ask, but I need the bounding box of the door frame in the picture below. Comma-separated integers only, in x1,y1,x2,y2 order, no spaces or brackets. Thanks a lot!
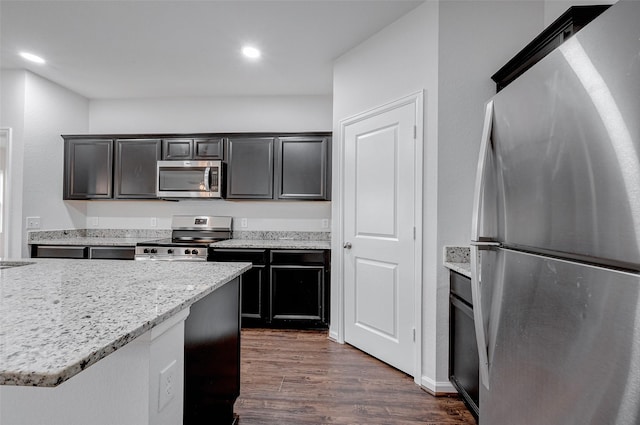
333,91,424,384
0,127,12,259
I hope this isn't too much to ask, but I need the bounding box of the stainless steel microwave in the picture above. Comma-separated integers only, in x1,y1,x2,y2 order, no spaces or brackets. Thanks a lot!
156,160,223,198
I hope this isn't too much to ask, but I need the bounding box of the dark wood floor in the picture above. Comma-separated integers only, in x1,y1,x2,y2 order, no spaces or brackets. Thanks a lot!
236,328,476,425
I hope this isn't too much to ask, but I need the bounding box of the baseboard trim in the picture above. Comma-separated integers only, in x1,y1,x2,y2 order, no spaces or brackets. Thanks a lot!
420,375,457,396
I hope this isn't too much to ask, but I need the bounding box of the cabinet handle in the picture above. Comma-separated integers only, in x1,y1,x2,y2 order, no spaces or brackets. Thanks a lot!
343,242,352,249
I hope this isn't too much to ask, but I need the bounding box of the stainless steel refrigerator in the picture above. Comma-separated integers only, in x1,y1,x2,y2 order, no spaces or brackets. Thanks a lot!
471,2,640,424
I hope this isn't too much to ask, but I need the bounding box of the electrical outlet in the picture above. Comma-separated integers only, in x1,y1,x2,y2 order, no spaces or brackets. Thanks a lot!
321,219,329,229
240,218,248,228
150,217,157,227
158,360,177,412
26,217,41,229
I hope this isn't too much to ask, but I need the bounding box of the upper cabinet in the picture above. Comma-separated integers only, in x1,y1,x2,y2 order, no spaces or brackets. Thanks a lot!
162,137,224,160
275,136,330,200
63,138,113,199
114,139,161,199
226,137,275,199
63,132,331,201
491,5,610,91
226,134,332,201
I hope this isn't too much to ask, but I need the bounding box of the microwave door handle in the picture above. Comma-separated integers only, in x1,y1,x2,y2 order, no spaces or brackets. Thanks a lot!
203,167,211,192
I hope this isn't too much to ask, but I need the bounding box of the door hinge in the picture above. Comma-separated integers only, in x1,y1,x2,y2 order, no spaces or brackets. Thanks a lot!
412,328,416,342
413,125,417,139
413,227,416,240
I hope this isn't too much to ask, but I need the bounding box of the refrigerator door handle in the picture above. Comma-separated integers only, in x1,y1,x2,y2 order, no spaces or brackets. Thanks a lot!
471,100,494,390
471,244,491,389
471,100,494,242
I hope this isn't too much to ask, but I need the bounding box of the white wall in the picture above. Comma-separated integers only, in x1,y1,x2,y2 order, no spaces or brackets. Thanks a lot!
0,70,26,258
436,0,544,391
0,70,89,257
333,0,549,393
87,95,333,231
332,0,440,390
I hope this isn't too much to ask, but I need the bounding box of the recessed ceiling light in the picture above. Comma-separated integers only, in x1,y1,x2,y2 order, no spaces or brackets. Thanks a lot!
19,51,46,64
241,46,261,60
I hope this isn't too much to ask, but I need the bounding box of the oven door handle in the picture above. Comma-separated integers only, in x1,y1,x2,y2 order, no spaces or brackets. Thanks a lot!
204,167,211,192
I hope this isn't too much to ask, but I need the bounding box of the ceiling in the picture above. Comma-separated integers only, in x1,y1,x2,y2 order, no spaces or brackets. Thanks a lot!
0,0,424,99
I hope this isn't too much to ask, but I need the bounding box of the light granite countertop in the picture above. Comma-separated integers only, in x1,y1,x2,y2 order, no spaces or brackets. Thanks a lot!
0,259,250,387
444,246,471,278
210,239,331,250
28,229,331,250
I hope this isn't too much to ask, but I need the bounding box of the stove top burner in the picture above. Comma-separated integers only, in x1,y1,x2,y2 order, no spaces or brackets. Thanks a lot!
135,215,232,261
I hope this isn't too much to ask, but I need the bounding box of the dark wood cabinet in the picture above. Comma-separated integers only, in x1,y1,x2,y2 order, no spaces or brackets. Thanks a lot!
226,137,275,199
114,139,161,198
209,247,329,328
449,271,479,421
209,248,269,326
63,138,113,199
492,5,610,91
162,137,224,160
30,244,135,260
275,136,330,200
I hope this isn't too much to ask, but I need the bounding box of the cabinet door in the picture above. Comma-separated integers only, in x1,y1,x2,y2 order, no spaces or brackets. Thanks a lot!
194,138,224,159
114,139,161,198
226,137,274,199
270,265,325,324
64,138,113,199
162,138,193,159
209,248,269,326
275,136,329,200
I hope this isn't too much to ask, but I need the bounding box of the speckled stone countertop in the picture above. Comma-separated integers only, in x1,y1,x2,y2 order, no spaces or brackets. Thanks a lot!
211,239,331,250
28,229,331,250
0,259,250,387
444,246,471,278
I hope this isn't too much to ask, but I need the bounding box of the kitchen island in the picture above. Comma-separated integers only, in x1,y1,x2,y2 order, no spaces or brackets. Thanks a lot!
0,259,251,425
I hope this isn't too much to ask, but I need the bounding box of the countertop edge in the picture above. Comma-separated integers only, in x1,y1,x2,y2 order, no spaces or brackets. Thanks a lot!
444,261,472,278
0,262,251,388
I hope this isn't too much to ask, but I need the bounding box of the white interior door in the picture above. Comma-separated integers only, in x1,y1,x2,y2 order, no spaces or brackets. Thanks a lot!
342,100,417,376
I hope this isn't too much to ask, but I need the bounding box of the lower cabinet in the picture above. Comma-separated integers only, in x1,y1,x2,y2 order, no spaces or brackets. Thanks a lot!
30,245,135,260
209,247,330,329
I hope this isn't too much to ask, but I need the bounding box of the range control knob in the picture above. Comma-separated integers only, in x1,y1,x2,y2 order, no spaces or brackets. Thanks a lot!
143,248,150,254
184,249,191,255
191,249,199,255
150,248,157,254
167,249,174,254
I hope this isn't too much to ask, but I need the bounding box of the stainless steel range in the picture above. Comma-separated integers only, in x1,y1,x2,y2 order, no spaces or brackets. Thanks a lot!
135,215,232,261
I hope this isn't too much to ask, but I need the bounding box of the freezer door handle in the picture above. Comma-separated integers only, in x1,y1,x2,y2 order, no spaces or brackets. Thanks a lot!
471,100,494,242
471,244,491,389
471,240,501,250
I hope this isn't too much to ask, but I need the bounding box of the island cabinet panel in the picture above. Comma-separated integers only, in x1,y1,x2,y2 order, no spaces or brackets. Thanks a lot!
63,138,113,199
114,138,161,198
275,136,330,200
184,277,240,425
226,137,275,199
209,248,269,326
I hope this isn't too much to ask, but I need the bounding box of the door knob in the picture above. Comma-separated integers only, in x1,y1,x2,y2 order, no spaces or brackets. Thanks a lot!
343,242,352,249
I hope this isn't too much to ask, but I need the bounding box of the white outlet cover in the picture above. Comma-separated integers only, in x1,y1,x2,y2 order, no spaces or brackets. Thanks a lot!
158,360,177,412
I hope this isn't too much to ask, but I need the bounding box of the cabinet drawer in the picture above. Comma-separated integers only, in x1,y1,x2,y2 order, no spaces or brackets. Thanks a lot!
270,250,325,265
32,245,88,259
450,271,473,305
210,248,268,264
89,246,135,260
